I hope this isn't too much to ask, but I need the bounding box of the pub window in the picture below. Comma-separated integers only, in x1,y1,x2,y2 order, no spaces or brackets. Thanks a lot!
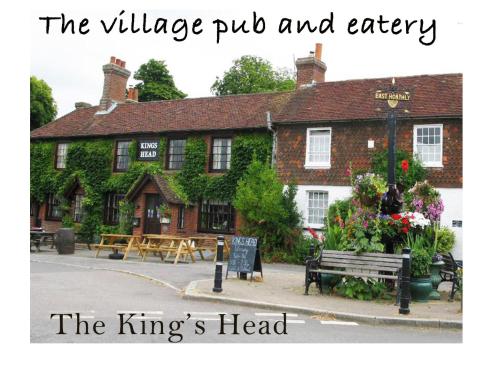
413,124,443,167
55,143,69,169
305,128,331,168
199,199,235,233
115,140,131,171
177,205,185,229
167,139,186,170
73,194,85,223
307,191,329,227
46,193,62,221
104,193,125,225
211,137,232,171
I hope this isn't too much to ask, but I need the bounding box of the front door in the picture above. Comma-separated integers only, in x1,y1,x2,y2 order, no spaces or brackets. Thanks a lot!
144,194,161,234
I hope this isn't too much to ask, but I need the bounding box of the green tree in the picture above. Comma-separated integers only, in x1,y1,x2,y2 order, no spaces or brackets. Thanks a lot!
133,59,187,102
211,55,295,96
234,158,302,253
30,76,57,131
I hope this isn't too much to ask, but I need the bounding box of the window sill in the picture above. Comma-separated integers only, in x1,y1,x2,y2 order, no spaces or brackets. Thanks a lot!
423,164,444,169
304,224,325,230
304,165,331,170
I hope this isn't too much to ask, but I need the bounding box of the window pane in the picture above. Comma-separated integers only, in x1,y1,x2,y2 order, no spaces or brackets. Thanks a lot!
56,143,68,169
212,138,232,170
115,141,131,170
168,139,186,170
199,199,235,233
307,130,330,165
307,191,328,225
414,126,442,166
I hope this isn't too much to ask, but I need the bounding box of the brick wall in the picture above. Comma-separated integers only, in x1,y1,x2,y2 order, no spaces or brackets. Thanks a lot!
276,119,462,188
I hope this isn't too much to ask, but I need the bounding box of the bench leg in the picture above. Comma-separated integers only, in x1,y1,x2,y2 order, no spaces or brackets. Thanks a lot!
449,278,457,302
305,271,311,295
318,273,323,294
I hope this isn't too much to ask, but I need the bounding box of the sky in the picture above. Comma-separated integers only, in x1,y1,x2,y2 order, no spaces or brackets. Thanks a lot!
30,4,464,117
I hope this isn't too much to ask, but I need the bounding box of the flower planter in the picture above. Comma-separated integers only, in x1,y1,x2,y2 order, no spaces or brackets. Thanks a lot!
410,277,433,302
429,260,444,300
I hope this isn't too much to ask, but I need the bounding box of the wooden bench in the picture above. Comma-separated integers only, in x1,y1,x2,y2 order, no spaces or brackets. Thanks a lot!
140,235,195,264
94,234,142,260
188,236,230,261
305,249,405,300
439,252,462,301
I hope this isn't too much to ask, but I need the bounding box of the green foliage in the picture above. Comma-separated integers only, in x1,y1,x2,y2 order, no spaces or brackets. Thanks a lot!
435,226,456,254
352,173,386,208
30,142,59,202
234,158,302,254
322,222,348,251
336,277,389,301
371,149,426,191
211,55,295,96
404,234,432,278
30,76,57,130
327,198,353,226
134,59,187,101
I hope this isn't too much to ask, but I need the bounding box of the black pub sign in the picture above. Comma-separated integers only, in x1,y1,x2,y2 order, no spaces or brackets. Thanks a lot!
137,139,160,161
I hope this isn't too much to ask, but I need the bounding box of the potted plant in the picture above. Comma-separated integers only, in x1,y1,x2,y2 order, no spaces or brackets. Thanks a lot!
404,234,433,302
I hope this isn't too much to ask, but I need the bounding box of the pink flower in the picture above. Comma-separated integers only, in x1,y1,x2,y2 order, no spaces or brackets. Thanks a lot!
307,227,319,239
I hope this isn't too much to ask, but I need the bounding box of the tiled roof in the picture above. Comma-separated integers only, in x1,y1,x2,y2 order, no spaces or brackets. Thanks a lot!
126,173,184,205
30,73,462,140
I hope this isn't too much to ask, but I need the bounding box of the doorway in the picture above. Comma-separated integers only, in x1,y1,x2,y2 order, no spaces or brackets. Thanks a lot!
144,194,161,234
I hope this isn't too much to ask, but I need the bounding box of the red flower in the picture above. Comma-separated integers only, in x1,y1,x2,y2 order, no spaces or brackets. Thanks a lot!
307,227,319,240
401,160,409,173
402,217,409,225
391,214,402,220
402,227,409,234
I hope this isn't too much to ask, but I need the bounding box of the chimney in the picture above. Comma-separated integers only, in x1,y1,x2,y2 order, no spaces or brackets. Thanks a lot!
99,56,131,110
126,86,139,103
295,43,327,87
74,102,91,109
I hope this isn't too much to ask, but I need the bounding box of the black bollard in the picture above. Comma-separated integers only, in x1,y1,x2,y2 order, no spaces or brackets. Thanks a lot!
399,247,411,314
212,235,224,293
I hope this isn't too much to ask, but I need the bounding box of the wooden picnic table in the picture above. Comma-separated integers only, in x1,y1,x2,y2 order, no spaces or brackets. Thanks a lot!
188,236,230,261
140,235,195,264
30,231,55,252
94,234,142,260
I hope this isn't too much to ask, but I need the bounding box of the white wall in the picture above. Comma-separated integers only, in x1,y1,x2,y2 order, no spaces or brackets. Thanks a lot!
295,185,463,260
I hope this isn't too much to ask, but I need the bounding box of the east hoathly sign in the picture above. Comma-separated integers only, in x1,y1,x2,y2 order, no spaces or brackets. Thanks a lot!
137,140,159,161
374,91,411,108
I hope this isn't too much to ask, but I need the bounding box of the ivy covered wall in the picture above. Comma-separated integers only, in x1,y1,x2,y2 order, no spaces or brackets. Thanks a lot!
30,133,271,239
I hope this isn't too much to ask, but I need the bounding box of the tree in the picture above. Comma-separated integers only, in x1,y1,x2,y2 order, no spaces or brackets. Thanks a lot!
211,55,295,96
30,76,57,131
234,158,302,253
133,59,187,102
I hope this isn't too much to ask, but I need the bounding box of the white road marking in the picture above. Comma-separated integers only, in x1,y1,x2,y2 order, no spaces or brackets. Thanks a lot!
184,311,226,316
320,320,359,326
255,312,298,317
116,311,163,315
189,317,233,321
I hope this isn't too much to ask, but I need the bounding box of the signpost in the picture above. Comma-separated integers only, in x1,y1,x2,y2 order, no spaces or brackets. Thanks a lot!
225,236,263,281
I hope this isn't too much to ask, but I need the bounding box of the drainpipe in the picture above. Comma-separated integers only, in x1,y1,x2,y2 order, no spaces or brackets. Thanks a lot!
266,111,277,167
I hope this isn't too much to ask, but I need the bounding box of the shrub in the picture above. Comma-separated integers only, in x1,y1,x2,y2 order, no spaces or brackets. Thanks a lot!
336,277,388,301
436,226,456,254
404,234,432,278
327,198,353,226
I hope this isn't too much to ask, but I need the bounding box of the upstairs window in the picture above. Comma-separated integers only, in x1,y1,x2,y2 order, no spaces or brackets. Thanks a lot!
55,143,69,169
211,138,232,171
307,191,329,227
305,128,331,168
115,141,131,171
104,193,124,225
167,139,186,170
199,199,235,233
73,194,84,223
413,124,443,167
46,193,62,221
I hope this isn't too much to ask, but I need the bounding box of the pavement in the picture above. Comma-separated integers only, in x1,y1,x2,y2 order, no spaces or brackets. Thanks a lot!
31,246,462,332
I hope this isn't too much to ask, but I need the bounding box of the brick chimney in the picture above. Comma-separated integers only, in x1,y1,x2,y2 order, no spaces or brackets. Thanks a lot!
295,43,327,87
126,86,139,103
99,56,131,110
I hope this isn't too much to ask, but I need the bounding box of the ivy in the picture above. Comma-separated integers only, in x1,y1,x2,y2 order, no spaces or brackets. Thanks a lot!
30,133,272,239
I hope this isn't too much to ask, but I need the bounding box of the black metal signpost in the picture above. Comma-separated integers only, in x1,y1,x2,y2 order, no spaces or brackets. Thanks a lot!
374,78,412,314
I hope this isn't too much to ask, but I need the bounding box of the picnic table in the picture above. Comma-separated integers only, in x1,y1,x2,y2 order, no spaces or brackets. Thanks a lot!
188,236,230,261
94,234,142,260
30,230,55,252
140,235,195,264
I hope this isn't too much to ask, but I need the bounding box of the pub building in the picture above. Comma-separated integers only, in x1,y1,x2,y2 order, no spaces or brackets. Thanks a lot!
30,44,463,260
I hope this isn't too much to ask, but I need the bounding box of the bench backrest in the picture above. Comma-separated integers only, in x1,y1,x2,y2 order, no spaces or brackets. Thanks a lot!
319,250,404,274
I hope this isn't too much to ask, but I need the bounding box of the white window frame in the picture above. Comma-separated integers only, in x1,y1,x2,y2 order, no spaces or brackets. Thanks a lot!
306,190,329,228
305,127,332,169
413,124,444,168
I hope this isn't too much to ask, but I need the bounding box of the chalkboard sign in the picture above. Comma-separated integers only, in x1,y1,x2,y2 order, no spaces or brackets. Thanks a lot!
226,236,263,280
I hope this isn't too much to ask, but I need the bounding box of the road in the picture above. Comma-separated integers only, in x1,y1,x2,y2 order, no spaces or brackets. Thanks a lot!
30,258,461,343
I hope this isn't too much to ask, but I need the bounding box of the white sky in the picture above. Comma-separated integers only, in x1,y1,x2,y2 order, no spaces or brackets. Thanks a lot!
30,2,464,117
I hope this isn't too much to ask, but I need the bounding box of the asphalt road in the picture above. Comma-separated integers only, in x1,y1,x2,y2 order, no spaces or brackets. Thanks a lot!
30,259,462,343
